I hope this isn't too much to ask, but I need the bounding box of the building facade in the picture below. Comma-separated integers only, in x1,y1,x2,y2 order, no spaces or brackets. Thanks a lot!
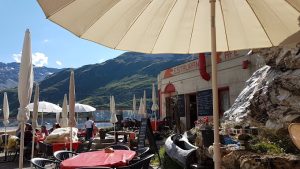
157,50,264,131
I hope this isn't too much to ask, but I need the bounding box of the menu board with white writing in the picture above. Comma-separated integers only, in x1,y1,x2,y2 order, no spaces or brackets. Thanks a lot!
197,89,213,116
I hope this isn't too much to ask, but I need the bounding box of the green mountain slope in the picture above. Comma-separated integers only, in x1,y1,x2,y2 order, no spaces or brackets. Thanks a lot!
0,52,192,116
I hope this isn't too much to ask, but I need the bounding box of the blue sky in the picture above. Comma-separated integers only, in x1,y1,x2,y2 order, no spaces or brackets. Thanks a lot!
0,0,125,68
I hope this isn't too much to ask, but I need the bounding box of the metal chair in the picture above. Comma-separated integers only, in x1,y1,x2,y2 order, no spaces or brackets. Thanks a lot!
129,147,151,165
136,147,150,158
76,167,114,169
53,150,78,162
31,157,60,169
38,141,53,158
117,154,154,169
77,138,95,153
107,144,130,150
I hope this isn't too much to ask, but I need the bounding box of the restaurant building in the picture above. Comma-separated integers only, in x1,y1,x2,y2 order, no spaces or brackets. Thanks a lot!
157,50,264,131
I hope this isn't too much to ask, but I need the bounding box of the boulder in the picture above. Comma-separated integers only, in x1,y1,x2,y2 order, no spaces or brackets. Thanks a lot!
222,151,300,169
223,45,300,130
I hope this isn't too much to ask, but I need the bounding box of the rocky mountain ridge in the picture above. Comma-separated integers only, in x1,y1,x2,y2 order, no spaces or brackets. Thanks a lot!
0,62,60,90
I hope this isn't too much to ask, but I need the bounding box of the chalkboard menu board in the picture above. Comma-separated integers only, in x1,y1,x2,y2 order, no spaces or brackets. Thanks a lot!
197,89,213,116
177,94,185,117
137,118,159,158
137,119,148,149
137,118,161,164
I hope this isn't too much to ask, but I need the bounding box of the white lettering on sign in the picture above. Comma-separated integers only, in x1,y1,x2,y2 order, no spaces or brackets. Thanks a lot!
173,60,199,75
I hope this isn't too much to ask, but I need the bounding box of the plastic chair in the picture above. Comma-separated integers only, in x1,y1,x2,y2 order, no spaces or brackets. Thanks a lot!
31,157,60,169
107,144,130,150
77,138,95,153
117,154,154,169
53,150,78,162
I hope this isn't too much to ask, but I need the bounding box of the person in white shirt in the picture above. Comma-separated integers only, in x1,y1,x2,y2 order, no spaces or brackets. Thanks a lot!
84,117,94,140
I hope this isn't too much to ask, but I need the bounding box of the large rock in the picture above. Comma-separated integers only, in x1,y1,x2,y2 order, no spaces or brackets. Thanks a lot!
223,46,300,129
222,151,300,169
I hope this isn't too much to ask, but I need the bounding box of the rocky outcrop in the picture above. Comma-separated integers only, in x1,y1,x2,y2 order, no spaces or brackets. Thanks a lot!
223,46,300,130
222,151,300,169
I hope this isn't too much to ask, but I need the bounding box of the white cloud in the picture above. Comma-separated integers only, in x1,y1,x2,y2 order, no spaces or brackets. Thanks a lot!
43,39,49,43
32,52,48,67
12,52,48,67
56,61,62,66
12,53,21,63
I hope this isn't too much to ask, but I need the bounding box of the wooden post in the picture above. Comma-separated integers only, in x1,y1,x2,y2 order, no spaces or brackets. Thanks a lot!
210,0,221,168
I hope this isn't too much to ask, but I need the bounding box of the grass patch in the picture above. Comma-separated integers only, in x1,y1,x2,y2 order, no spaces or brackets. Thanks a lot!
151,146,183,169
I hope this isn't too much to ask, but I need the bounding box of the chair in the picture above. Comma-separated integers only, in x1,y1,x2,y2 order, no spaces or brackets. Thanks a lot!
31,157,60,169
38,142,53,158
117,154,154,169
0,136,20,162
107,144,130,150
129,147,151,165
136,147,150,158
76,167,114,169
76,138,95,153
53,150,78,162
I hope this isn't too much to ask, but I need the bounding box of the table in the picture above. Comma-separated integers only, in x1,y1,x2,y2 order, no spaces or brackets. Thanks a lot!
52,141,81,152
108,131,136,143
60,150,136,169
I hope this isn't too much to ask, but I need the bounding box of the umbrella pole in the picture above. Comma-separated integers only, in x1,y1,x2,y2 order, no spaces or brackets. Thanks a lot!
19,122,25,169
4,126,7,161
114,123,116,143
210,0,221,169
41,111,43,125
154,111,157,131
31,128,35,162
70,127,73,152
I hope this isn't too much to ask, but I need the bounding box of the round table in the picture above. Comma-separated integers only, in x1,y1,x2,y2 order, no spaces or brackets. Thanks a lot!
60,150,136,169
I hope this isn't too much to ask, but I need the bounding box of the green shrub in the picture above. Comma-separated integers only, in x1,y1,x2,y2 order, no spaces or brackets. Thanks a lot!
258,127,300,154
250,140,283,154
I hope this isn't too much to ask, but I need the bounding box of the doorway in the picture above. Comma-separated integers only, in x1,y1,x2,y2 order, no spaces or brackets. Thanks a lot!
189,94,197,129
165,97,175,128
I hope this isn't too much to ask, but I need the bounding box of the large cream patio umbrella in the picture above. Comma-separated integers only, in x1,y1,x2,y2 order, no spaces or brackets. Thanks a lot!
151,83,159,131
110,96,118,142
17,29,33,169
27,101,62,125
70,103,96,122
61,94,69,127
37,1,300,168
3,92,9,157
138,97,146,118
132,94,136,119
31,84,39,161
143,90,147,118
69,70,77,151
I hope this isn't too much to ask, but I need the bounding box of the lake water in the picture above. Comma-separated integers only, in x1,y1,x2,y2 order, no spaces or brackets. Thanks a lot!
0,110,144,132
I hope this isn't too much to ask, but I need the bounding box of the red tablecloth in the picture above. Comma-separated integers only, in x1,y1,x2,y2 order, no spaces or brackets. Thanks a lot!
60,150,136,169
52,141,81,152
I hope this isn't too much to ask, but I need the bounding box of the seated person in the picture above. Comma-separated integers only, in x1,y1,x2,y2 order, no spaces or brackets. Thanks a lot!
41,125,49,137
48,123,61,134
17,123,35,148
